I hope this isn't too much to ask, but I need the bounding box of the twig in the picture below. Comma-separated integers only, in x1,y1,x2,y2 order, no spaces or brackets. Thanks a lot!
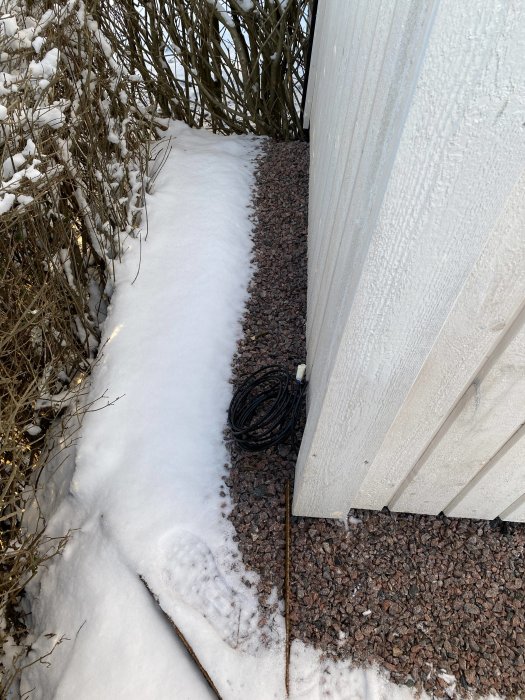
285,479,292,697
131,231,142,285
139,576,224,700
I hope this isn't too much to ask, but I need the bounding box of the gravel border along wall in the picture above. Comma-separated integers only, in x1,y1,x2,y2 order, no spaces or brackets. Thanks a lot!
225,140,525,699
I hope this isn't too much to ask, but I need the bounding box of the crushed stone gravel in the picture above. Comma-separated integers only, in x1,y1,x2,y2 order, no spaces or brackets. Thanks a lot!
225,139,525,699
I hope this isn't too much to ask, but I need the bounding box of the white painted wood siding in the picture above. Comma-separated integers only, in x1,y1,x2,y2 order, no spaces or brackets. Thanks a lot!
294,0,525,520
390,308,525,515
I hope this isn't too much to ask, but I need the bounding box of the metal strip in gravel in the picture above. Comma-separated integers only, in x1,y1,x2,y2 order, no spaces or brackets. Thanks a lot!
225,140,525,699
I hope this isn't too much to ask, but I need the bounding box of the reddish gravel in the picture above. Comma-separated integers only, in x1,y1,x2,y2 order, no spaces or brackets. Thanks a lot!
225,140,525,699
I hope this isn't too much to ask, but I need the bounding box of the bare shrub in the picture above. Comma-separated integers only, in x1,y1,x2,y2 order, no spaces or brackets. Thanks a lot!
0,0,154,687
94,0,312,139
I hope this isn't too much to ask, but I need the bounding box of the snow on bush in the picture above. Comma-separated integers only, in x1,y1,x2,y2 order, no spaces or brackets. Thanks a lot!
0,1,155,689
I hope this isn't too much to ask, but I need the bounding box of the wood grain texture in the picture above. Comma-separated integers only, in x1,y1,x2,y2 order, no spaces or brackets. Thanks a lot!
301,0,438,467
354,172,525,510
307,0,360,326
308,0,438,385
390,310,525,514
294,0,525,518
306,0,438,417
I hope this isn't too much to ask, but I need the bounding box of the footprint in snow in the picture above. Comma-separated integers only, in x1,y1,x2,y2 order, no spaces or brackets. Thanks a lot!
160,531,258,649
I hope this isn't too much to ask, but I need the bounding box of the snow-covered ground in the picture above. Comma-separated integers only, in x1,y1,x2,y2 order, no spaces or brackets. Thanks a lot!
19,123,442,699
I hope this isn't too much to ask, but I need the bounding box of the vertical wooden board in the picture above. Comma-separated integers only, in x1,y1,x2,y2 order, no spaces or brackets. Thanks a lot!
307,0,376,324
308,0,433,367
444,424,525,520
302,0,328,128
307,0,357,319
308,0,394,362
306,0,377,426
307,0,439,403
303,0,330,257
294,0,525,519
390,315,525,515
353,173,525,510
306,0,439,421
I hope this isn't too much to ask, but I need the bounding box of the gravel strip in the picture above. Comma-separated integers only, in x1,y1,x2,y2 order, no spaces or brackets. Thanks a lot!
225,140,525,698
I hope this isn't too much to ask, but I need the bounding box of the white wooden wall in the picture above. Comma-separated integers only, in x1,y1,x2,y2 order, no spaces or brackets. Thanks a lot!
294,0,525,521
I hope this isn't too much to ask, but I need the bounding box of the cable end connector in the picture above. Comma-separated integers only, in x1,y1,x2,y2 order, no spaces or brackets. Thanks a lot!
296,364,306,383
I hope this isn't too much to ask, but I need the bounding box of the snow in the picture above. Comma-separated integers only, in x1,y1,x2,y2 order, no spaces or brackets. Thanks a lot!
22,138,36,156
30,104,66,129
206,0,235,28
290,643,426,700
0,71,17,96
28,47,59,80
235,0,254,10
0,192,15,214
19,122,445,699
2,152,25,179
21,121,280,699
17,194,34,205
0,14,18,38
23,162,42,180
32,36,45,53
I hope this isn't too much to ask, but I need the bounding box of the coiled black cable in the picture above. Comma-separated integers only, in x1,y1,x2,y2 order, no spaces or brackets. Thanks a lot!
228,365,307,452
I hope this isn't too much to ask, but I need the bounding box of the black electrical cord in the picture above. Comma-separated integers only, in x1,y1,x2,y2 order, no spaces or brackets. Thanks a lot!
228,365,307,452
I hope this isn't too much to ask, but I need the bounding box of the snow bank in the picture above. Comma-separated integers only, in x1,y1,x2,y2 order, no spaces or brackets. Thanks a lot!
21,122,284,699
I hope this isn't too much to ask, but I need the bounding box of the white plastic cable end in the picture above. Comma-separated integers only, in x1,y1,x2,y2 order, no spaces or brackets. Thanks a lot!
296,364,306,382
